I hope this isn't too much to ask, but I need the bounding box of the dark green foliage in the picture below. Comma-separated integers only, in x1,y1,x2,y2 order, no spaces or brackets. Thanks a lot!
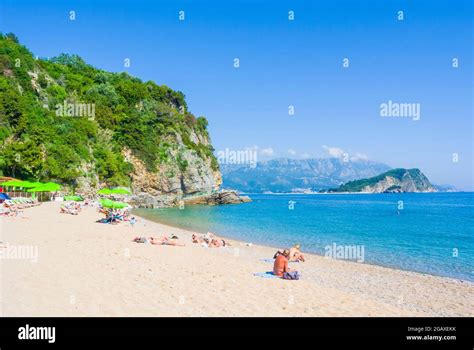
0,34,218,186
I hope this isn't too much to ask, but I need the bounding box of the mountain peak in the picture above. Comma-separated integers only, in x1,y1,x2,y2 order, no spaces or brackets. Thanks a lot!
220,157,391,193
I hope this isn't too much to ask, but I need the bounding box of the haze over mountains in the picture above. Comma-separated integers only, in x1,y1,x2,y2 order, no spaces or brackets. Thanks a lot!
220,158,392,193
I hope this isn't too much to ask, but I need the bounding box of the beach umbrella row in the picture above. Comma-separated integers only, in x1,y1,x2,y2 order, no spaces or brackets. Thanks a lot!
0,180,62,191
0,180,62,200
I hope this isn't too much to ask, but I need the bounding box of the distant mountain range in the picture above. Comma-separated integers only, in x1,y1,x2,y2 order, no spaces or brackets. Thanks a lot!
324,168,435,193
220,158,391,193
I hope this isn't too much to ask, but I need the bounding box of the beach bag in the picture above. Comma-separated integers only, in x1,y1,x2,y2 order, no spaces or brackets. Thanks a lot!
282,271,300,280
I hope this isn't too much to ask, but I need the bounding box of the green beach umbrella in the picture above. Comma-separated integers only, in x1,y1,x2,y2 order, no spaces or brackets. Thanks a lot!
99,198,128,209
0,180,36,198
29,182,45,187
112,202,129,209
27,186,46,192
27,182,61,192
109,188,131,195
17,181,43,188
99,198,114,206
64,195,83,201
26,182,61,201
0,180,26,188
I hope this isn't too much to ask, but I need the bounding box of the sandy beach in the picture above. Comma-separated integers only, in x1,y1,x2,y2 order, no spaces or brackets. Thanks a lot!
1,202,473,317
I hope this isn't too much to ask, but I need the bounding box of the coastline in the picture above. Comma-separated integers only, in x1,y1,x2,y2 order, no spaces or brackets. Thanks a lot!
137,211,474,285
240,191,470,195
2,202,473,317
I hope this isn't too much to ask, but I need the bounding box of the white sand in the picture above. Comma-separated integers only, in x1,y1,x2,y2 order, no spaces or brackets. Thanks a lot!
1,202,473,316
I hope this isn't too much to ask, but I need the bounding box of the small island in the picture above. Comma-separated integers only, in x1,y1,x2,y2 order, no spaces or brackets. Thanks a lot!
323,168,436,193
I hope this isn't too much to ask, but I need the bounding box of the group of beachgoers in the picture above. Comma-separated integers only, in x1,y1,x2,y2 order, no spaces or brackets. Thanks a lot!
131,232,227,248
191,232,228,248
0,197,41,217
130,225,305,281
60,202,83,215
96,207,136,226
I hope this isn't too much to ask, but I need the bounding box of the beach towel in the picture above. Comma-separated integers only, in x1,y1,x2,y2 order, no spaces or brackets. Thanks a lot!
282,271,300,280
253,271,279,279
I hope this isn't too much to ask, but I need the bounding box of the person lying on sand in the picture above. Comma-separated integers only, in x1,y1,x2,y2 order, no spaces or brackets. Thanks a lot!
209,238,227,248
2,202,19,216
133,236,185,246
0,204,17,217
273,249,300,280
60,206,79,215
192,233,227,247
192,233,205,244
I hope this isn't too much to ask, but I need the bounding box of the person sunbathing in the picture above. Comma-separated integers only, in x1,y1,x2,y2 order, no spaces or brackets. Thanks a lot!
98,207,108,215
192,233,213,244
289,244,305,262
60,206,79,215
273,249,300,279
0,205,16,217
192,233,204,244
192,233,227,248
273,249,291,277
3,203,19,216
209,238,227,248
133,236,185,246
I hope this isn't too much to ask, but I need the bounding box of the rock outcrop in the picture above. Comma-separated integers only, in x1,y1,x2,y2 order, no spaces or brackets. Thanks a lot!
123,129,224,207
183,190,252,206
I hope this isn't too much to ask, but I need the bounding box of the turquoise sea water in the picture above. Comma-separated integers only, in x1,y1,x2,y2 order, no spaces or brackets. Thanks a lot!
134,193,474,282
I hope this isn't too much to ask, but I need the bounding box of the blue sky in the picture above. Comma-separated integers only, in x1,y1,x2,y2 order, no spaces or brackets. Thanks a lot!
1,0,472,189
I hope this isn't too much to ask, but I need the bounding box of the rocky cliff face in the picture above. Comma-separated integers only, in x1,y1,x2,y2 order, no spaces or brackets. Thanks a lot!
327,168,436,193
124,131,223,207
